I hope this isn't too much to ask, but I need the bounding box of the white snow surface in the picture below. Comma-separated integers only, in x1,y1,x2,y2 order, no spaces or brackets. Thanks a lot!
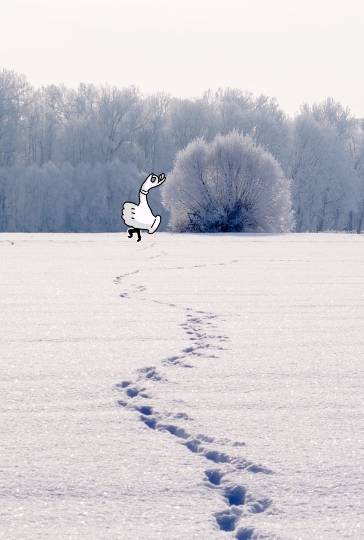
0,232,363,540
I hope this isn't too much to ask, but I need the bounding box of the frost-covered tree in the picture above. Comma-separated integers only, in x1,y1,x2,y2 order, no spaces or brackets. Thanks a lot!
1,68,363,233
92,86,143,163
166,97,211,152
136,93,171,172
291,103,358,232
23,85,67,166
162,131,293,233
0,69,31,166
202,89,292,173
60,83,100,165
0,160,139,232
350,120,364,233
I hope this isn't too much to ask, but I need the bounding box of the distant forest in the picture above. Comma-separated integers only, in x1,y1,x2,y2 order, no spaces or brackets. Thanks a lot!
0,68,363,232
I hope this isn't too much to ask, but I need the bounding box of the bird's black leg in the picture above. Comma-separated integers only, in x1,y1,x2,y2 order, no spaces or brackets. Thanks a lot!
127,227,142,242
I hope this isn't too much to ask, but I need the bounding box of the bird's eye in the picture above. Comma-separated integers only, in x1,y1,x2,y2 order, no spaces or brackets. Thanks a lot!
151,175,157,183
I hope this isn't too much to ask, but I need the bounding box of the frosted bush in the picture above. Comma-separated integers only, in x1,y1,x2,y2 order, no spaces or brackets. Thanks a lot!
162,131,293,233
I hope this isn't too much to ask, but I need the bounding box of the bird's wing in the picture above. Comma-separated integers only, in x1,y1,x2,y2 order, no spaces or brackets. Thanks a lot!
121,201,137,227
122,201,136,211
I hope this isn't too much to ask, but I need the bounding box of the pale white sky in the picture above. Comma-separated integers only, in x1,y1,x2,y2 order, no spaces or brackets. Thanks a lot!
1,0,363,116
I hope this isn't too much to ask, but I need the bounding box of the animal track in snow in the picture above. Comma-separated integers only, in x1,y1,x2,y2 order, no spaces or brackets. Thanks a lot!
115,327,272,535
151,258,238,272
235,527,255,539
147,249,169,260
205,468,224,486
119,283,146,298
0,239,14,245
125,386,141,398
224,484,247,506
117,375,272,533
215,507,242,532
137,366,163,381
116,382,150,400
208,474,272,535
114,272,147,299
113,270,139,284
113,260,273,536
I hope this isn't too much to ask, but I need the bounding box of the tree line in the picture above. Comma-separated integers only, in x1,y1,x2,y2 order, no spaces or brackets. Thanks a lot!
0,68,363,232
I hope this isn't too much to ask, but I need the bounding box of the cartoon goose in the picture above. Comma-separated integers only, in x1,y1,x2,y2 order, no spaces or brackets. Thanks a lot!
121,173,166,242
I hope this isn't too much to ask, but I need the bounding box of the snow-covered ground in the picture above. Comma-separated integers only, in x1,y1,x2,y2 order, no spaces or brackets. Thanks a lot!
1,233,363,540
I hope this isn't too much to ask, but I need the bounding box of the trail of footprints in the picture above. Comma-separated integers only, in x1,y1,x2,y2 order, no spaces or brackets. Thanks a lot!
114,261,273,538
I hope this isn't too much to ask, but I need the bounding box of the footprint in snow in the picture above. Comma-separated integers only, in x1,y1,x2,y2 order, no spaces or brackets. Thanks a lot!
114,299,272,537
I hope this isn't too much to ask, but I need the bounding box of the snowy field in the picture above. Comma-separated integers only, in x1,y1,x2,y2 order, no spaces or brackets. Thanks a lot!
1,232,363,540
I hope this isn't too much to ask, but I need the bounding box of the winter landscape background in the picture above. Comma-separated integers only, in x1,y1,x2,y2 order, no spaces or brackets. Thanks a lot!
1,70,364,539
1,0,364,538
0,68,364,234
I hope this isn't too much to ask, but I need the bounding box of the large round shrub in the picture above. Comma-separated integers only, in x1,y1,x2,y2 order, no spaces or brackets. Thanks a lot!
162,131,293,232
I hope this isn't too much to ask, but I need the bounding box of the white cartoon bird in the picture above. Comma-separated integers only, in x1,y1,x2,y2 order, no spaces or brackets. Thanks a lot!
121,173,166,242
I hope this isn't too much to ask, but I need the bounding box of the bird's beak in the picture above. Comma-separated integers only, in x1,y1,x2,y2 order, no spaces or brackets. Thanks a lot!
158,173,166,185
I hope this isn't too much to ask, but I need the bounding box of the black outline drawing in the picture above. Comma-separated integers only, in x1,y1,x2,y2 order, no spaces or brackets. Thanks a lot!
121,173,166,242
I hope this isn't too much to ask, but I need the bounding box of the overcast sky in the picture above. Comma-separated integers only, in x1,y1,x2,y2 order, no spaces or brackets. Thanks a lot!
1,0,363,116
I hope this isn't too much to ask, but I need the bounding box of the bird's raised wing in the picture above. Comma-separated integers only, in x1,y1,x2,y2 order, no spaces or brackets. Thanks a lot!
121,200,158,232
121,202,136,228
